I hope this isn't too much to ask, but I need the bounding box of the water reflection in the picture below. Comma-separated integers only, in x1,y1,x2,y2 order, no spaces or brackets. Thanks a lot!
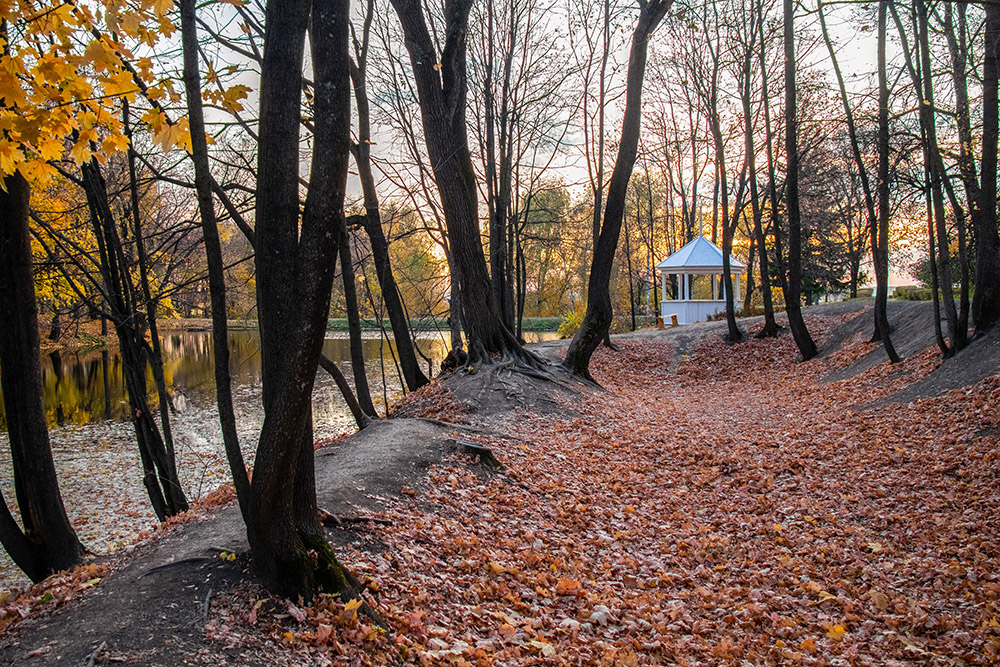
0,329,557,429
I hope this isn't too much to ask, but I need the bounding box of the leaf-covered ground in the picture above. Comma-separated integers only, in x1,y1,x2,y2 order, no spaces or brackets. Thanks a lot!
202,312,999,665
4,310,997,665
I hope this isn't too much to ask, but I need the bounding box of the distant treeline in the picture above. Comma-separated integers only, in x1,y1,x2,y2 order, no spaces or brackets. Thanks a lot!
325,316,564,333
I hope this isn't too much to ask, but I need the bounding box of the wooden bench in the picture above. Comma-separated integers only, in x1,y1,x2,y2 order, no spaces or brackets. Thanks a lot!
657,314,680,329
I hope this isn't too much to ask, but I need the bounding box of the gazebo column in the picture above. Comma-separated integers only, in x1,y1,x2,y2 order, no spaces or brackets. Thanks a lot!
735,273,742,304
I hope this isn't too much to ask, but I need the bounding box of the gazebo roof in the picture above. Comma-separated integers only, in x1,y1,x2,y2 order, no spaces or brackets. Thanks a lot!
656,236,746,272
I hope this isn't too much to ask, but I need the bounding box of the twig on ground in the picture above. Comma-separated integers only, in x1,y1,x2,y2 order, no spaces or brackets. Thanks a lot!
201,588,213,625
85,640,106,667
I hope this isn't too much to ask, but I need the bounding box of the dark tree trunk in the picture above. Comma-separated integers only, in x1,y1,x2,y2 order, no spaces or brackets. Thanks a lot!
179,0,251,520
339,226,377,417
758,0,787,301
915,0,963,352
625,207,637,332
483,0,517,332
101,316,111,419
0,173,86,583
563,0,672,380
743,231,755,315
248,0,357,598
318,355,372,430
710,88,744,343
874,0,902,362
782,0,818,360
48,312,61,341
448,271,464,351
124,99,184,492
347,5,429,391
389,0,532,366
942,177,972,337
925,172,949,355
81,161,188,519
740,17,778,338
973,3,1000,334
821,0,898,361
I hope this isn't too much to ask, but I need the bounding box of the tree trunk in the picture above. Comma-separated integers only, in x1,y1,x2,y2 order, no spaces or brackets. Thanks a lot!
0,173,86,583
247,0,357,598
347,7,429,391
758,0,788,301
915,0,963,352
564,0,672,380
820,0,898,361
925,169,949,355
741,17,778,338
81,160,188,518
318,354,372,429
973,3,1000,333
874,0,902,362
389,0,531,366
48,312,61,341
710,85,744,343
339,226,377,417
179,0,251,519
124,99,185,496
782,0,818,360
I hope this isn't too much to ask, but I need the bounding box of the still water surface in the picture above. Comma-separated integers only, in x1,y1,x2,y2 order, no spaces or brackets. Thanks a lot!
0,329,557,590
1,330,469,429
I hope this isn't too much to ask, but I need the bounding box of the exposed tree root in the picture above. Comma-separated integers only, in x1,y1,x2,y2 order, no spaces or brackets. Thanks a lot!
723,328,746,344
301,533,387,630
452,438,504,469
755,323,783,339
318,509,392,527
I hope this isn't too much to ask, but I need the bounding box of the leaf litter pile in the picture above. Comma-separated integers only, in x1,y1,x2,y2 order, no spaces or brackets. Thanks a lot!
6,312,995,665
195,312,1000,665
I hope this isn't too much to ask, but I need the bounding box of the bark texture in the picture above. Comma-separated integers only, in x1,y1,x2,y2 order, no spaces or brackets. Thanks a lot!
0,173,86,582
247,0,356,597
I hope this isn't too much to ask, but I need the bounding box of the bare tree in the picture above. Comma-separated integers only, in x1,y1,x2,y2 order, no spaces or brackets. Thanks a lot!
564,0,673,379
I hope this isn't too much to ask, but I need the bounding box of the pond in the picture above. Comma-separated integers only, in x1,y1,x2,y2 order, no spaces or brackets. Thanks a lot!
0,329,558,590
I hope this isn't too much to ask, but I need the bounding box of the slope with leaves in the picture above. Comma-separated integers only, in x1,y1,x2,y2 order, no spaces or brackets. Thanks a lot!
192,311,998,665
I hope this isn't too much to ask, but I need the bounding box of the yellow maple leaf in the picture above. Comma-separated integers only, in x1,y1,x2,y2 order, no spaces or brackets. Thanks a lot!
221,84,251,113
84,39,117,73
0,139,26,174
826,624,847,641
343,597,363,621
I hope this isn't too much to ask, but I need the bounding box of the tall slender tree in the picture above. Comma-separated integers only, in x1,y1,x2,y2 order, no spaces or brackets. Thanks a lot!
246,0,360,597
389,0,535,365
179,0,252,520
0,173,86,583
973,3,1000,334
564,0,673,380
819,0,899,362
782,0,818,360
349,0,429,391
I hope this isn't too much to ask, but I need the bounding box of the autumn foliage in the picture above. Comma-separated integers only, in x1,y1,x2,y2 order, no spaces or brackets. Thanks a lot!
182,313,1000,665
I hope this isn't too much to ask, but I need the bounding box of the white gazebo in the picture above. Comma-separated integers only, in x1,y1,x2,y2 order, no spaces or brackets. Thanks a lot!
656,236,746,325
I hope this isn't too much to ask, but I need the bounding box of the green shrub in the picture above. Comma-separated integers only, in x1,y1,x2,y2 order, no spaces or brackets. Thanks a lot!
557,310,583,338
521,317,563,332
894,286,933,301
